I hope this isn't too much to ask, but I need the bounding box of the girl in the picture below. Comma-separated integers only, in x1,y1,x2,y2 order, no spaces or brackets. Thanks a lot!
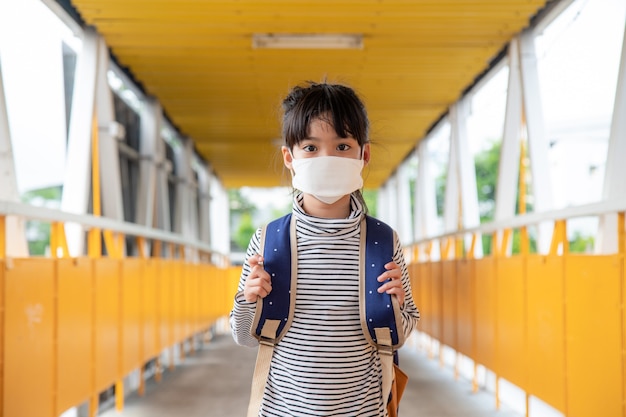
230,81,420,417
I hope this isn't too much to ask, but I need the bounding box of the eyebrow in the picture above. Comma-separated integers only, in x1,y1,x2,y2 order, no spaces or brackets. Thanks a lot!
302,136,357,141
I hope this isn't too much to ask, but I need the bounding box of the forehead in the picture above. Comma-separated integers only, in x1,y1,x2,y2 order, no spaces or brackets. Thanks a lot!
307,118,355,139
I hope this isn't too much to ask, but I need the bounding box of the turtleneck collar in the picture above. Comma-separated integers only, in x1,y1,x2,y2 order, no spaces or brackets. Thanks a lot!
292,192,364,233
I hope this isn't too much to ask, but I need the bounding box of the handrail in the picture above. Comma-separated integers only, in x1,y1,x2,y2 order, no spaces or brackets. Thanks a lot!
0,200,221,256
410,197,626,246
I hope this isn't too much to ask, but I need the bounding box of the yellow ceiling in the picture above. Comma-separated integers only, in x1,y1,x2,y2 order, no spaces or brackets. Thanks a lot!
69,0,551,188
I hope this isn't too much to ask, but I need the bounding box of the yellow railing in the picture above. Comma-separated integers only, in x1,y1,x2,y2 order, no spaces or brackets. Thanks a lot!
407,209,626,417
0,203,240,417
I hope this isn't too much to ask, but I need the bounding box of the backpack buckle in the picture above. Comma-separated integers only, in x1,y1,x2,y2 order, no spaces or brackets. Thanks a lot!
378,344,394,356
259,335,277,347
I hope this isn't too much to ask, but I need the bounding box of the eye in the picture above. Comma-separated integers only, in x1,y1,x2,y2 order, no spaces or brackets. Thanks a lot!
302,144,317,152
337,143,352,151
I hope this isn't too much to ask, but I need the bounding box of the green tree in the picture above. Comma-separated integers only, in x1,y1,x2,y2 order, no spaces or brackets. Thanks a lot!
234,212,257,251
229,188,257,251
569,232,594,253
21,186,62,255
363,189,378,217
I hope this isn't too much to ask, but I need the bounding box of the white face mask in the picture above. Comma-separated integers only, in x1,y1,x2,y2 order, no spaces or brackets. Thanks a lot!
291,155,364,204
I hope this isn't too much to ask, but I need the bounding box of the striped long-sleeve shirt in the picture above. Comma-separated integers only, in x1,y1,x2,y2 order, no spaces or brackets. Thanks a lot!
230,194,420,417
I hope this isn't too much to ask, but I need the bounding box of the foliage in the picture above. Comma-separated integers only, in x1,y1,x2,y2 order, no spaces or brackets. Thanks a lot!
474,141,500,221
229,188,258,251
233,212,257,251
363,189,378,217
21,186,62,256
228,188,256,213
569,232,594,253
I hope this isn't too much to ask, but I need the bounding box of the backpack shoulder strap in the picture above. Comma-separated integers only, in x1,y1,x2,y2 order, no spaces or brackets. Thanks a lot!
360,215,405,351
247,213,296,417
361,216,406,409
250,213,297,344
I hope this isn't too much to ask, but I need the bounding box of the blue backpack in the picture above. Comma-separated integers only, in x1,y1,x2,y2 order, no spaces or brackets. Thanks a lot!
246,213,405,417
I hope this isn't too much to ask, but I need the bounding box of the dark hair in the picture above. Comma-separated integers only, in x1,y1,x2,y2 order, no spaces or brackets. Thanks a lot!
282,81,369,149
281,81,370,211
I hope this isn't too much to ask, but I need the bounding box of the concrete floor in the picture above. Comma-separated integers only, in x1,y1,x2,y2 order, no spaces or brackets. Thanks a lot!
100,333,522,417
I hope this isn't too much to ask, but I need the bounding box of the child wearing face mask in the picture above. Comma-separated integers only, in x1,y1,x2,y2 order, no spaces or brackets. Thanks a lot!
230,81,420,417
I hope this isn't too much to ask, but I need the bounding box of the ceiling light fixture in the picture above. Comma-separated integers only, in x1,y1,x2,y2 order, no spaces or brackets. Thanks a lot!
252,33,363,50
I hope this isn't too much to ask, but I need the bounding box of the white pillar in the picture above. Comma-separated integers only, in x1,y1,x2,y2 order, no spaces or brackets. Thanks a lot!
495,38,523,224
414,142,438,241
520,30,553,254
445,99,482,257
452,98,482,256
155,142,172,232
96,37,124,223
0,59,28,256
197,164,213,245
598,20,626,254
444,109,460,235
209,177,230,264
376,181,389,222
136,98,162,228
173,138,198,242
397,162,414,245
385,174,399,231
61,28,99,256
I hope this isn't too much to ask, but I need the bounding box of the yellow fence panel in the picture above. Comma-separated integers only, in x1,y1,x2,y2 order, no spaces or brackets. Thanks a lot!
4,258,55,417
57,258,92,414
143,259,158,359
94,259,120,393
430,262,443,341
456,259,474,358
122,259,141,375
408,263,420,317
228,265,240,293
173,260,184,343
193,265,201,333
565,255,622,417
199,264,210,325
217,267,229,317
442,260,457,350
186,264,195,338
526,255,565,413
160,260,173,349
496,256,526,389
0,260,3,415
192,265,201,333
224,266,241,320
418,262,431,336
182,263,191,339
474,258,496,370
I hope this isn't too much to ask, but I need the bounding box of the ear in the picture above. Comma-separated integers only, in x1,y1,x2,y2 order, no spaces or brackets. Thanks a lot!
362,143,371,166
282,146,294,171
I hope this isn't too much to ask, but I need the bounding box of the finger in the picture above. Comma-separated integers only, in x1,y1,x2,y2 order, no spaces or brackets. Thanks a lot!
384,261,398,270
378,286,405,306
245,287,267,302
377,278,401,293
244,278,273,301
248,254,264,268
252,270,273,293
377,269,401,282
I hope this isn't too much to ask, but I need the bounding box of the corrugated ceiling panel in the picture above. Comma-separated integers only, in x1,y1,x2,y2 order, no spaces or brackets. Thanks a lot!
69,0,552,187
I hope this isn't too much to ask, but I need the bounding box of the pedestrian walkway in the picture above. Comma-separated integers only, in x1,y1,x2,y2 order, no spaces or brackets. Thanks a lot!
100,331,522,417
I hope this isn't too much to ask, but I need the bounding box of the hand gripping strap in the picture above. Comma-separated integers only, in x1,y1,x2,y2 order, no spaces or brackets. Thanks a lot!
251,214,296,343
361,216,405,349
